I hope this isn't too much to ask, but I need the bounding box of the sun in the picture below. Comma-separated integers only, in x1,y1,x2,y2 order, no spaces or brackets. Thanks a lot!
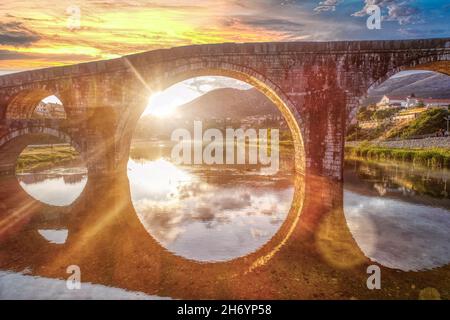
142,76,253,118
143,84,199,118
144,92,179,118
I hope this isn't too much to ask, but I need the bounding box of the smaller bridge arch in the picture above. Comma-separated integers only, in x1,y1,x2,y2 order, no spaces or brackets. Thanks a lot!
5,87,67,120
349,56,450,121
367,55,450,93
0,126,82,174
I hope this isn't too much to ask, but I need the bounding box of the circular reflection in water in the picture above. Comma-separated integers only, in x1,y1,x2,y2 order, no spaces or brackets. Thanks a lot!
17,168,87,207
128,158,295,262
344,159,450,271
16,145,88,207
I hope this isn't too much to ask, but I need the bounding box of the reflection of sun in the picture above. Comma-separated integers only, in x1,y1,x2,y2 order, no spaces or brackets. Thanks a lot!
128,159,193,200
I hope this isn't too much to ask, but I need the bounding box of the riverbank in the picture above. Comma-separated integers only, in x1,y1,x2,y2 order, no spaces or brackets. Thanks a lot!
346,136,450,149
16,145,81,172
345,144,450,168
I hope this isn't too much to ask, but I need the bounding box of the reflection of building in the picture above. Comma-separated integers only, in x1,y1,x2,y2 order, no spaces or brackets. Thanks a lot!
33,102,66,119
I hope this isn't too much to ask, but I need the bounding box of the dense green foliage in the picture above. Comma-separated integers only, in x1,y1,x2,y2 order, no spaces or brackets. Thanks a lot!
346,123,389,141
348,107,449,141
372,107,401,120
387,108,448,139
356,106,374,121
356,106,401,122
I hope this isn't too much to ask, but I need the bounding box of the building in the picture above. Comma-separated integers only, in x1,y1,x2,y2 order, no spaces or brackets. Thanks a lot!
421,98,450,108
358,119,387,129
376,95,407,109
405,95,421,108
376,95,450,110
392,107,427,123
32,102,66,119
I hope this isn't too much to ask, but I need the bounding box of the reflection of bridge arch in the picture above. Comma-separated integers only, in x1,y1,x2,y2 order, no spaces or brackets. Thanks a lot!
0,173,80,246
0,173,374,299
0,126,82,174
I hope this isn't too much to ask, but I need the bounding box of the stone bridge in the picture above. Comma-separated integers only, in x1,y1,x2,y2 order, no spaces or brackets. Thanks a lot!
0,38,449,179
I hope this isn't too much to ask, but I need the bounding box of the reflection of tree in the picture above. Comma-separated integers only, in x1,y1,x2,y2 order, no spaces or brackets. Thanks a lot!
17,174,58,184
17,173,86,185
345,159,450,207
63,174,85,185
129,142,295,173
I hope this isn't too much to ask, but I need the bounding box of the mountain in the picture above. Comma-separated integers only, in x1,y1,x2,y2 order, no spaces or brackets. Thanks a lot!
364,72,450,106
134,87,282,140
174,87,279,120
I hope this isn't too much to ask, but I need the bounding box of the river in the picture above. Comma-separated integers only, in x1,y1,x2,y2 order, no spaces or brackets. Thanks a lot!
0,142,449,299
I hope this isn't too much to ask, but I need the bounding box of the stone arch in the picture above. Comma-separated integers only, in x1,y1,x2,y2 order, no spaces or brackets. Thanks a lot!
0,127,81,173
348,54,450,123
5,87,67,120
120,59,306,175
0,127,80,151
115,59,310,268
368,54,450,94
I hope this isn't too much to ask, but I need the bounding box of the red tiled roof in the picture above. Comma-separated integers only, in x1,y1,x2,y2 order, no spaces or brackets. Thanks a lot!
421,98,450,104
384,95,406,100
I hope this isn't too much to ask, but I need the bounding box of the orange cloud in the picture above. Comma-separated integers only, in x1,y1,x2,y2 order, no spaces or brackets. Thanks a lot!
0,0,311,71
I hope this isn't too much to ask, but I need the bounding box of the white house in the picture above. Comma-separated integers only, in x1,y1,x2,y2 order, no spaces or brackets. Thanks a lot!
376,95,407,109
422,98,450,108
405,96,421,108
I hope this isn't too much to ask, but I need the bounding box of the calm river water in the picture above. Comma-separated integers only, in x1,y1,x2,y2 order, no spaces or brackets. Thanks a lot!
0,143,449,299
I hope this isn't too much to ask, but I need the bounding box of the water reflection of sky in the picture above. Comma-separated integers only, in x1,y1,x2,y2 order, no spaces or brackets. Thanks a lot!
17,171,87,206
37,229,68,244
128,159,294,262
344,160,450,272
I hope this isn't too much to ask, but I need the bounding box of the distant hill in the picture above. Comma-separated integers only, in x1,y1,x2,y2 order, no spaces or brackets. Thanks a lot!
174,87,280,120
134,87,283,140
364,72,450,106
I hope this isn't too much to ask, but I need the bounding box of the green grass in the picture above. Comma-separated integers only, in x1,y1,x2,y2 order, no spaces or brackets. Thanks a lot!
16,145,80,172
345,145,450,168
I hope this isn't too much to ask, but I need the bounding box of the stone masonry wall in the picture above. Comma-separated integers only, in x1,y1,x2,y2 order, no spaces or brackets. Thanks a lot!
347,137,450,149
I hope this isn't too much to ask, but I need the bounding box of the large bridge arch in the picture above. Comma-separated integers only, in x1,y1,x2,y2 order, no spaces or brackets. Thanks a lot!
117,59,307,174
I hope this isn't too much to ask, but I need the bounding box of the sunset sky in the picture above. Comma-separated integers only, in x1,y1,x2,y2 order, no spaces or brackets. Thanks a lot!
1,0,449,72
